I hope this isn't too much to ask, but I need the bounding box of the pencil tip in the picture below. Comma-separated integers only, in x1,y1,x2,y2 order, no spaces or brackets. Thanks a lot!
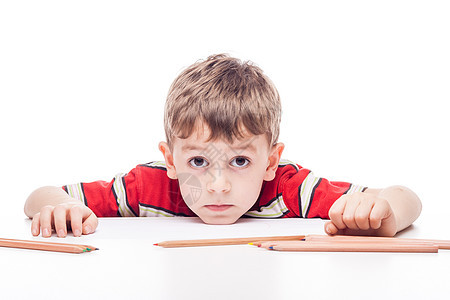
268,246,274,250
248,242,253,245
153,243,159,246
95,248,100,250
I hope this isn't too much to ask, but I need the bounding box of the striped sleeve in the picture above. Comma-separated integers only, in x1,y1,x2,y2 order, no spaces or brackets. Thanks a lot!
298,173,366,218
280,162,366,219
62,168,140,217
63,183,87,206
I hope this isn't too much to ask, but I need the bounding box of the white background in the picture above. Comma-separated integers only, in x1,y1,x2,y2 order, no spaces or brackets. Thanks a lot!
1,1,449,227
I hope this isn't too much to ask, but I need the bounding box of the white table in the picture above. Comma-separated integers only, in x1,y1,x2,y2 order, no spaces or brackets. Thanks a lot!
1,216,449,300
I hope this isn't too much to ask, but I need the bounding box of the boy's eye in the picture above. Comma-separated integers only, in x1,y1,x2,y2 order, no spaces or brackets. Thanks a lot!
230,157,250,168
189,157,209,168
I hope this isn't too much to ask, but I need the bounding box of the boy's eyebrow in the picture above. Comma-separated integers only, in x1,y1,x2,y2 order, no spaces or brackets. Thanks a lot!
231,143,257,153
181,142,257,154
181,144,203,152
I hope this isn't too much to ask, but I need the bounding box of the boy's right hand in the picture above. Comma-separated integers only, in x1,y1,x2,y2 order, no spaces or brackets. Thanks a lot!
31,202,98,238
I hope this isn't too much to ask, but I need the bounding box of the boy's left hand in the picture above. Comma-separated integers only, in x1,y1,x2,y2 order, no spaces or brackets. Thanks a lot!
324,191,397,237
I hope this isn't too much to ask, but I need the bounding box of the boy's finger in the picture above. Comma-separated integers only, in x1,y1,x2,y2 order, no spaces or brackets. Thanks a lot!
328,196,347,229
69,205,84,237
354,200,374,230
31,213,41,236
342,198,360,230
369,200,390,229
82,213,98,235
324,221,339,235
53,205,68,238
39,205,54,238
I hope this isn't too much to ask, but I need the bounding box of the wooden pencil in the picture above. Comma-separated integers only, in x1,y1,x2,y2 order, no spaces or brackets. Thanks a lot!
154,234,450,251
252,240,313,248
267,240,439,253
36,240,99,251
1,237,99,250
253,235,450,250
0,237,98,254
11,238,99,251
154,235,306,248
304,234,450,249
257,239,439,250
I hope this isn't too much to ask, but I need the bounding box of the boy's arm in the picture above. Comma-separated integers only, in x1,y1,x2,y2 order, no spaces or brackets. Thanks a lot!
325,185,422,237
24,186,98,238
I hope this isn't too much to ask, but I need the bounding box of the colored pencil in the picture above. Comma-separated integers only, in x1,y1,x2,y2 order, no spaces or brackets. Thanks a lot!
0,237,98,254
257,239,438,250
252,235,450,250
267,240,438,253
153,235,306,248
304,234,450,249
154,234,450,252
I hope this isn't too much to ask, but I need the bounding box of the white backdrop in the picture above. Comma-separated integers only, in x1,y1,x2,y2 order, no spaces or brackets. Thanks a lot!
1,1,449,226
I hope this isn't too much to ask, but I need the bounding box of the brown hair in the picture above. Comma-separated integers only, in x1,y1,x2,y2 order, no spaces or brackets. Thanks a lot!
164,54,281,150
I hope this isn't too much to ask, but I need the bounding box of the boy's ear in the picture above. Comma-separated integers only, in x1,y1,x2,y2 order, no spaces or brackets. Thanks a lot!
158,141,177,179
263,142,285,181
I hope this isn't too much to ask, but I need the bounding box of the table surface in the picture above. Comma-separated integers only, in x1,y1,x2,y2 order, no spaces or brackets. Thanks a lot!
1,216,449,300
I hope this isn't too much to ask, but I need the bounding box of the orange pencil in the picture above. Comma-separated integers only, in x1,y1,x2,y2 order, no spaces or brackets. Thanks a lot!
257,240,310,249
304,234,450,249
0,238,98,254
37,240,99,251
257,239,438,250
154,235,306,248
254,235,450,250
1,237,99,250
13,239,99,251
267,240,438,253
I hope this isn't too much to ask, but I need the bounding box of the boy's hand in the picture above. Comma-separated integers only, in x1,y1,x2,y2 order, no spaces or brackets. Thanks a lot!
31,202,98,238
324,192,397,237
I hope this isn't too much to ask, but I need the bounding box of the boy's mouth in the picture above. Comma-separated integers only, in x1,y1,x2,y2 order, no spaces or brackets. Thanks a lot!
204,204,234,212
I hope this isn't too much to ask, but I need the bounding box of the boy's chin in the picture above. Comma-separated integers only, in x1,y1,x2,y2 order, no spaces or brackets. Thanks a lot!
198,214,241,225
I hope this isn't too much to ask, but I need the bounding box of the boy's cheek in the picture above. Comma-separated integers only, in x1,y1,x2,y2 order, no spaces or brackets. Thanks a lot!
176,172,204,206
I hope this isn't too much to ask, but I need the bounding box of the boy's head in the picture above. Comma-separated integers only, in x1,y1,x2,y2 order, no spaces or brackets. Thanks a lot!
159,54,284,224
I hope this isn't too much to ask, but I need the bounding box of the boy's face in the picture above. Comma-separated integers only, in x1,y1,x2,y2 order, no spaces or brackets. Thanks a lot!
159,124,284,225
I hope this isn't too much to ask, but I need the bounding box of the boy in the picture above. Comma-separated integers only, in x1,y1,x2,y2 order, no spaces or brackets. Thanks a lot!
24,54,422,238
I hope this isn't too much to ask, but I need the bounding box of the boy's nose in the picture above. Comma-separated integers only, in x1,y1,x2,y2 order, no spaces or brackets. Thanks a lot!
206,173,231,194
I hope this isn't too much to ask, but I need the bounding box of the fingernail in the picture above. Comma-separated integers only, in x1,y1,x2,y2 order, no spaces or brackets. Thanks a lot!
58,229,65,237
73,229,81,237
84,226,92,234
43,228,50,237
31,228,38,236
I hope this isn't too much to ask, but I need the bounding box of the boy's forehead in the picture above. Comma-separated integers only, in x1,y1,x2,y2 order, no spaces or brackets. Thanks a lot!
179,137,259,154
174,121,266,154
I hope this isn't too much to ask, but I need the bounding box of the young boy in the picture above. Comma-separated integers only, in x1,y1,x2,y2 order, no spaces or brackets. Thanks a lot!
24,54,422,238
